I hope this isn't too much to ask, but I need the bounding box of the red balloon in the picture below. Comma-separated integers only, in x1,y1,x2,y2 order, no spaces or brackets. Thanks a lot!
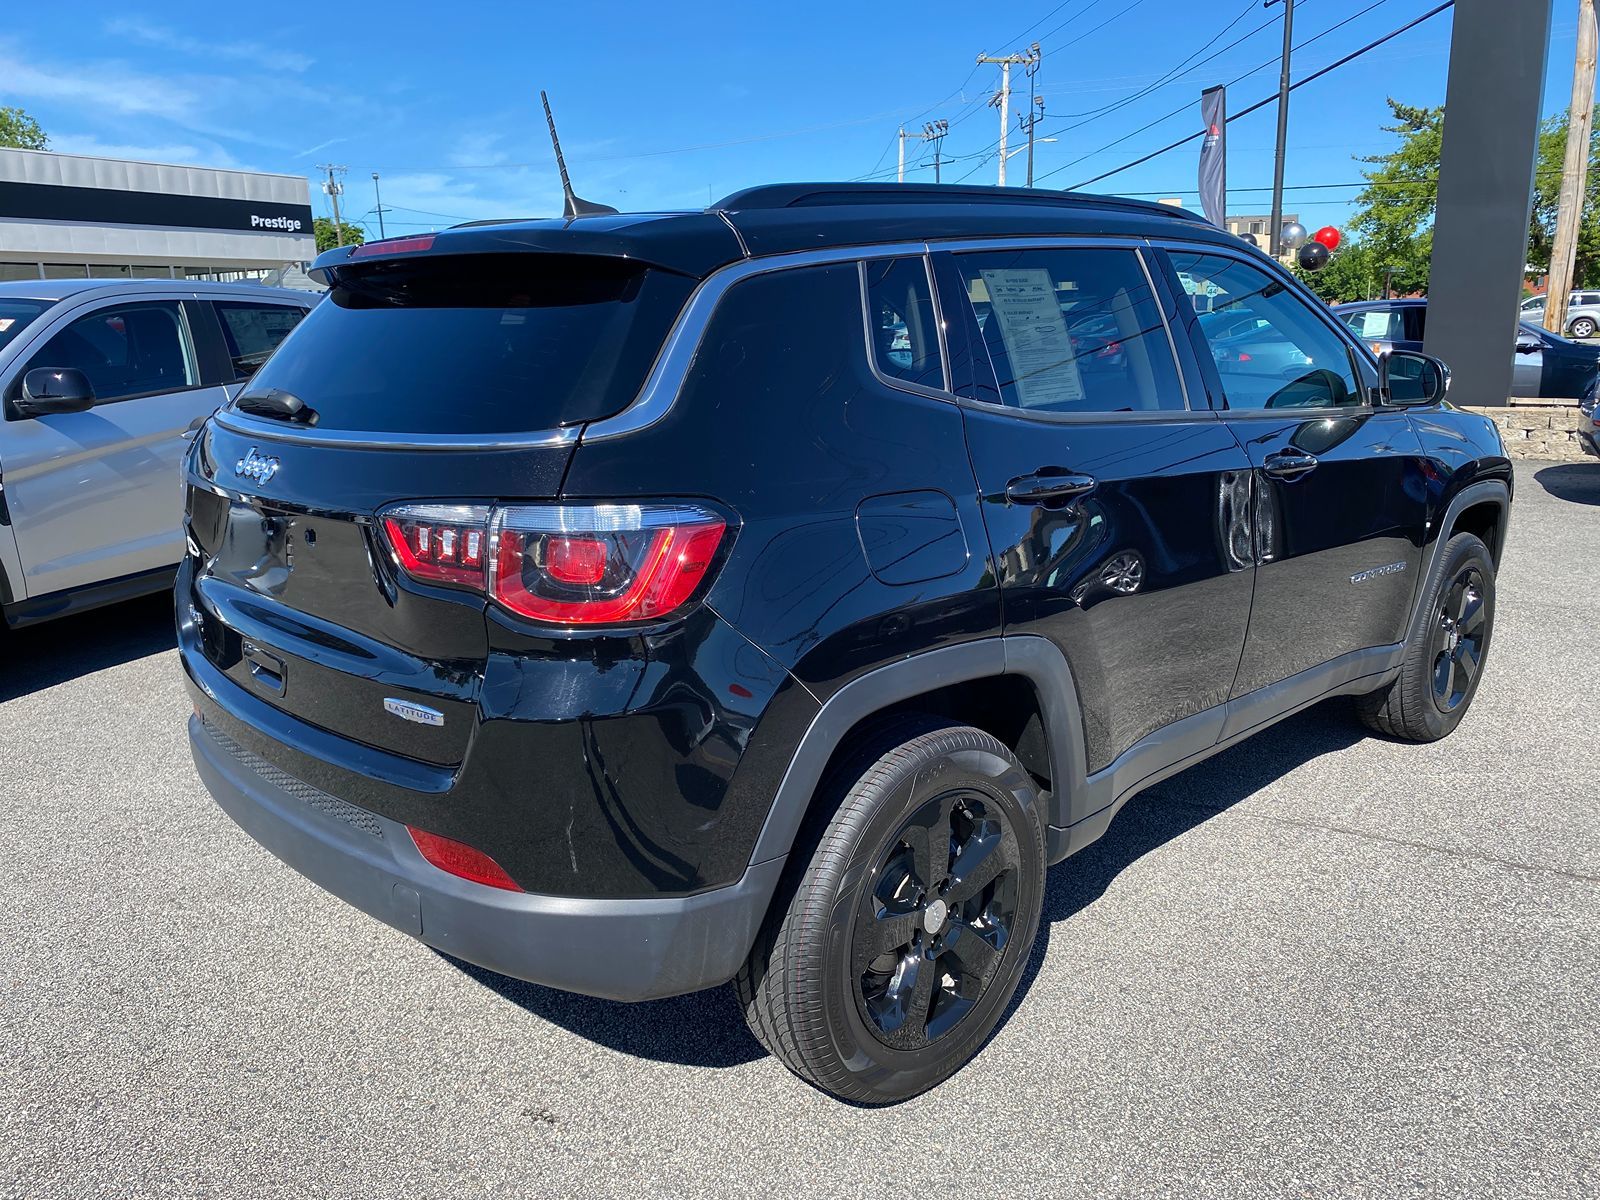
1313,225,1342,251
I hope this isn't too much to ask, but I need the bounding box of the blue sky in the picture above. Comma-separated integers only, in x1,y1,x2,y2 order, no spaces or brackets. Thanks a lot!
0,1,1579,238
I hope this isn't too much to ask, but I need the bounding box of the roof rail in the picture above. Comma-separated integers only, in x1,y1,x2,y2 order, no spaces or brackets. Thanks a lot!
710,182,1206,223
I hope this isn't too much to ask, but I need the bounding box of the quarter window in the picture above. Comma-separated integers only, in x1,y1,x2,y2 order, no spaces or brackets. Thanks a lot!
947,246,1184,414
1173,251,1361,410
864,257,944,390
26,301,196,404
215,302,307,380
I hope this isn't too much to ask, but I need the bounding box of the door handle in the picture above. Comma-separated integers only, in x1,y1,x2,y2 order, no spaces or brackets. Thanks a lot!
1261,452,1319,480
1004,471,1098,506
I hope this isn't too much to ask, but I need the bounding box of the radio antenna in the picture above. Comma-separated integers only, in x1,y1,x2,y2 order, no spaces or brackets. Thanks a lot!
540,90,617,219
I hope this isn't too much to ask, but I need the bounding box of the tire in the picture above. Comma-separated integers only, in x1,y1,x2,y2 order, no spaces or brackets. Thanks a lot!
1570,317,1597,339
1356,532,1496,741
737,716,1046,1104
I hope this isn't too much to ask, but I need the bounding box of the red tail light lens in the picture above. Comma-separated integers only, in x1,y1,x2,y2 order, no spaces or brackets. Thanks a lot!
352,234,435,258
491,503,726,625
378,500,728,626
381,503,490,589
407,826,523,891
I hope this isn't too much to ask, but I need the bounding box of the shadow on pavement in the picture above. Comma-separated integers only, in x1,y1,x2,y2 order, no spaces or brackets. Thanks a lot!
1534,462,1600,505
442,953,766,1069
0,592,175,703
453,699,1370,1073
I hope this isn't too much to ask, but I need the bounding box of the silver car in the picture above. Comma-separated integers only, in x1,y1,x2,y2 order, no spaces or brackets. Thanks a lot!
0,279,311,628
1520,290,1600,338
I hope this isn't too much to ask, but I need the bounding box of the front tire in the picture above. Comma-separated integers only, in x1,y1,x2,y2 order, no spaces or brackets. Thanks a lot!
1570,316,1597,339
737,718,1046,1104
1357,532,1495,741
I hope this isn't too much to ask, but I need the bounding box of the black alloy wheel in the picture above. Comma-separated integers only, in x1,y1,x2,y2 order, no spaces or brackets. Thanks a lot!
1356,531,1495,742
855,792,1021,1050
738,718,1046,1104
1430,566,1487,713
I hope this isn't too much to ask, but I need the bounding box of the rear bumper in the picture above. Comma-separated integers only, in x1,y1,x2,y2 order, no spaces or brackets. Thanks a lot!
189,713,784,1001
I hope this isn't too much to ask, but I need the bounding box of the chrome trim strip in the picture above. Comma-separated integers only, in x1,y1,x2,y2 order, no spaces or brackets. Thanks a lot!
211,407,582,451
581,241,930,444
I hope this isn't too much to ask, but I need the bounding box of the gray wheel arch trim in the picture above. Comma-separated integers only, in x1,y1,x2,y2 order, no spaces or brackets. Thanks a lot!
747,636,1088,866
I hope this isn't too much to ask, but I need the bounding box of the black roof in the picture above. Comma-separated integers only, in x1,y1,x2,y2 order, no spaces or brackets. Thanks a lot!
311,182,1240,283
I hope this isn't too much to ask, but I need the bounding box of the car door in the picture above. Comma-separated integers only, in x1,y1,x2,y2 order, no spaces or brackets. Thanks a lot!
2,295,227,597
1157,246,1429,708
931,242,1256,803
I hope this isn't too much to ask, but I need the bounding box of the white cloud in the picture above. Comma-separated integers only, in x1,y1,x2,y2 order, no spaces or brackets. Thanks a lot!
44,132,256,171
103,17,313,73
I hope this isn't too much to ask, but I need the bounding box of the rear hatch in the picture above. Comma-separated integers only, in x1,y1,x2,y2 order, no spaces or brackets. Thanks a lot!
184,247,696,766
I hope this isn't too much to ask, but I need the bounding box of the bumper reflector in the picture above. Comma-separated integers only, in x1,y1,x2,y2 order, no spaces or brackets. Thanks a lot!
407,826,524,892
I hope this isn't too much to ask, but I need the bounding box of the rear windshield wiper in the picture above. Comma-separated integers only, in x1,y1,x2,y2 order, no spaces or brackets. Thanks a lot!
234,387,319,425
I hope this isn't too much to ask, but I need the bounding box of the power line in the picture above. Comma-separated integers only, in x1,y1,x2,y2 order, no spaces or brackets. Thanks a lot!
1045,0,1452,189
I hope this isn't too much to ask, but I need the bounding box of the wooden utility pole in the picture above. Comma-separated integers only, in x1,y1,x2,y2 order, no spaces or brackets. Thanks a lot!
1546,0,1598,335
978,45,1038,186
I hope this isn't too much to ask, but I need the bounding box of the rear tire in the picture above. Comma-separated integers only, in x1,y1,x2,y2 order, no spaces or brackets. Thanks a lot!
1356,532,1495,741
737,717,1046,1104
1570,316,1597,339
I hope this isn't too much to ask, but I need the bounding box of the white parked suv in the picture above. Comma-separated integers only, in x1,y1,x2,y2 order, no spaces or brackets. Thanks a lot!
1521,290,1600,337
0,279,312,628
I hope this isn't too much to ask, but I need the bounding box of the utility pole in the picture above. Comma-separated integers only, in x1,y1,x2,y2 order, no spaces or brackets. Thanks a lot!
1021,97,1045,188
978,44,1039,186
318,163,347,247
371,172,388,239
897,120,949,183
1546,0,1598,335
1264,0,1295,258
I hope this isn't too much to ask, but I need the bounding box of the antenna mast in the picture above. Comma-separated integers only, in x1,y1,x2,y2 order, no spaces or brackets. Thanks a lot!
539,90,618,219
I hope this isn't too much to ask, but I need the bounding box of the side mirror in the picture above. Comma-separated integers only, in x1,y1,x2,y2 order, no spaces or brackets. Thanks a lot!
1381,350,1449,406
16,368,95,417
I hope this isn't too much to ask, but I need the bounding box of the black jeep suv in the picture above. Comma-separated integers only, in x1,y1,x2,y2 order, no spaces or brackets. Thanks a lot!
179,184,1511,1104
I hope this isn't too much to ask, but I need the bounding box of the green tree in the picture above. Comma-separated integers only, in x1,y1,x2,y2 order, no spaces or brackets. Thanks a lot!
1526,108,1600,286
0,106,49,150
1349,100,1441,297
314,216,365,252
1294,240,1380,304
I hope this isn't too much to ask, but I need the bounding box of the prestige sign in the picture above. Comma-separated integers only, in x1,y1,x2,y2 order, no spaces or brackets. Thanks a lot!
0,180,315,238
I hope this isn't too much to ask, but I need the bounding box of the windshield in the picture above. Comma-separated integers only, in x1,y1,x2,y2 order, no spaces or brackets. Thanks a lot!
236,253,694,436
0,299,53,356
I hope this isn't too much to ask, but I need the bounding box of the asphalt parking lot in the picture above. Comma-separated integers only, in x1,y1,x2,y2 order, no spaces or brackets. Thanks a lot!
3,459,1597,1199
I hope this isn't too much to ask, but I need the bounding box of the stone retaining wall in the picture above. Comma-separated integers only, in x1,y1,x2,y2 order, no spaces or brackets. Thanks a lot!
1464,402,1595,461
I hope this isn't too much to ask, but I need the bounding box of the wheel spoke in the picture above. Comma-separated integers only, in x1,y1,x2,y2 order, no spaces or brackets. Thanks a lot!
1432,652,1454,700
942,919,1002,981
857,909,922,959
945,827,1011,905
904,954,938,1034
1455,640,1481,687
1457,591,1485,636
905,795,956,893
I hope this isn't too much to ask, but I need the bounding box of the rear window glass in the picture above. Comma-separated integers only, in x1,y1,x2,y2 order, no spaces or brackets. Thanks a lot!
0,299,53,355
235,254,694,435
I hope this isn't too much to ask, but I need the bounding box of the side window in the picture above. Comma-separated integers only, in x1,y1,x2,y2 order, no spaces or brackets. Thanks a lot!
1341,308,1404,342
214,302,307,380
1171,251,1361,410
863,257,944,390
26,301,196,404
946,246,1183,414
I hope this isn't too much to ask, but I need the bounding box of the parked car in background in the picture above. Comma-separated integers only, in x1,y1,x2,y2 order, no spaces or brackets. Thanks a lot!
1335,298,1600,399
1580,385,1599,457
179,184,1511,1104
0,280,311,629
1516,290,1600,337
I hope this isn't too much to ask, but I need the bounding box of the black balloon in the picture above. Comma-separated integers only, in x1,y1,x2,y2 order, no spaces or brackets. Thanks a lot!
1297,241,1330,271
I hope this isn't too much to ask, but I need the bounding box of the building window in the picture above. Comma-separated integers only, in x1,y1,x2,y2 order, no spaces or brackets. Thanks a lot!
0,263,41,282
88,264,132,279
43,263,89,279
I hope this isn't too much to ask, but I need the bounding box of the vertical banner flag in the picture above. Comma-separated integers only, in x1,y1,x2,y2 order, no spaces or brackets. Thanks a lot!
1198,85,1227,228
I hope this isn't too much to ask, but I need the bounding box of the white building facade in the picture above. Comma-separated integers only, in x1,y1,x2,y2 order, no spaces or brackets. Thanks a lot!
0,148,317,285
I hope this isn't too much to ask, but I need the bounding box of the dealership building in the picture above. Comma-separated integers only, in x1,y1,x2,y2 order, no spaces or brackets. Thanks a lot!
0,147,317,286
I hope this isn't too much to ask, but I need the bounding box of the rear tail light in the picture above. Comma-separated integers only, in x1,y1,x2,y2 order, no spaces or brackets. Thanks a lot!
377,500,728,627
381,504,490,589
407,826,523,891
352,234,436,258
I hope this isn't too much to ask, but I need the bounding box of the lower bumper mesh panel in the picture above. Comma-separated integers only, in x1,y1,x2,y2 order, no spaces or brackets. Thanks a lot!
201,719,383,840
